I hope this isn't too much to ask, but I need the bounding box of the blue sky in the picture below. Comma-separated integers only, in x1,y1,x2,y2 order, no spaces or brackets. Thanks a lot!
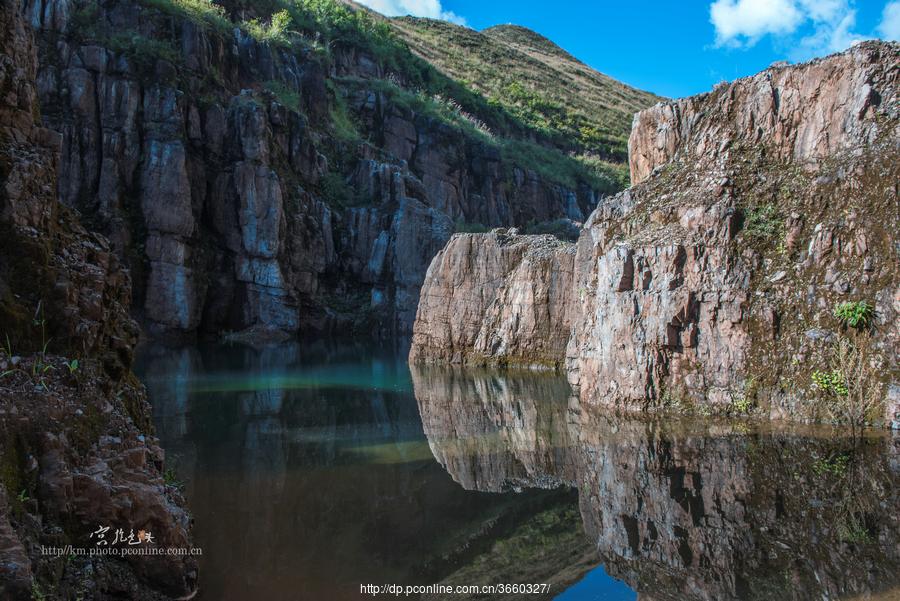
357,0,900,98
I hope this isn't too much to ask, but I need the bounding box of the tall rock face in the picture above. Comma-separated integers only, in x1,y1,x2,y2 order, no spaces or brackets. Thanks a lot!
0,1,196,597
28,4,338,338
411,42,900,425
22,0,620,340
411,366,900,600
628,43,895,184
0,0,136,370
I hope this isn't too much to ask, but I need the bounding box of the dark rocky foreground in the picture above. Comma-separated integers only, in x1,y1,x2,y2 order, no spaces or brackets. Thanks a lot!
411,41,900,426
1,0,195,596
0,357,197,599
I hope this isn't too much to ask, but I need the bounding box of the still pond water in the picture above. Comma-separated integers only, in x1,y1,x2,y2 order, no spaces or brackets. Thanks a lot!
135,342,900,601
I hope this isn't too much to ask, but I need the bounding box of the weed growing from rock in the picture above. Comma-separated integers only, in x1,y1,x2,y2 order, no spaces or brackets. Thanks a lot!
811,336,885,430
811,369,849,396
833,300,874,330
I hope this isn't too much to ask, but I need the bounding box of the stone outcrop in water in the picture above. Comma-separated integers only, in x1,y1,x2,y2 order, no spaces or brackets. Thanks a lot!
411,41,900,425
411,366,900,600
409,231,576,369
0,1,196,596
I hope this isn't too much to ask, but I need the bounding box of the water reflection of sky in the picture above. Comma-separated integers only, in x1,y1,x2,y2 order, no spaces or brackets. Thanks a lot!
555,565,636,601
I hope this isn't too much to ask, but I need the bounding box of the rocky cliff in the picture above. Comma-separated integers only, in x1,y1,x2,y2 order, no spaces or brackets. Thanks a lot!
409,231,576,368
411,366,900,600
0,1,196,597
20,0,650,341
627,43,894,184
411,41,900,426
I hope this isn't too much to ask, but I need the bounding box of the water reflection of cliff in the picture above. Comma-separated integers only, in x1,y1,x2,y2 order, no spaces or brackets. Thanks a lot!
411,365,900,601
137,342,596,600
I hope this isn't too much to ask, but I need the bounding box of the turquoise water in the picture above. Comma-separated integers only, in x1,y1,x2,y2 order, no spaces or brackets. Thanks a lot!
136,341,899,600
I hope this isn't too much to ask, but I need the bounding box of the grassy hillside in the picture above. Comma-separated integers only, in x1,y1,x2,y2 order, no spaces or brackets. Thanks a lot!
389,18,663,163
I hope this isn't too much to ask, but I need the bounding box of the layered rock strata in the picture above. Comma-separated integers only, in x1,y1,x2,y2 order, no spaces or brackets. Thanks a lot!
24,0,609,339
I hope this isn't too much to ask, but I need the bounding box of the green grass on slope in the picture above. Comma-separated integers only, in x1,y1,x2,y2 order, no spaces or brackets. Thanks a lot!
390,18,663,162
279,1,652,188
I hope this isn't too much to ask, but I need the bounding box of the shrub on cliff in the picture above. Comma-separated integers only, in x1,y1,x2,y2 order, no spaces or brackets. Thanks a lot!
743,203,783,240
288,0,401,64
833,301,874,330
500,139,623,193
243,10,294,46
106,33,183,70
811,336,885,430
143,0,231,32
264,80,302,112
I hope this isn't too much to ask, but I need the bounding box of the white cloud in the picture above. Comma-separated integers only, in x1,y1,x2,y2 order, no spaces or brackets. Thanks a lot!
710,0,804,46
355,0,467,25
797,0,845,22
878,1,900,40
793,8,865,58
710,0,876,58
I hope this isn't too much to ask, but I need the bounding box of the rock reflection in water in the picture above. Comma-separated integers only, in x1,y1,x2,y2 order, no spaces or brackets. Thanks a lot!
411,365,900,601
137,342,607,600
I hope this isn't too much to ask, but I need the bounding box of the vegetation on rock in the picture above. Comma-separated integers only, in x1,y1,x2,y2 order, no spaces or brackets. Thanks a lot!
87,0,644,190
833,300,875,330
410,41,900,428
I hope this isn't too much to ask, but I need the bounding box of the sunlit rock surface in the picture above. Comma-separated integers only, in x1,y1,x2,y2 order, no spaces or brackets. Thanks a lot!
411,41,900,424
410,232,576,369
628,42,898,184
